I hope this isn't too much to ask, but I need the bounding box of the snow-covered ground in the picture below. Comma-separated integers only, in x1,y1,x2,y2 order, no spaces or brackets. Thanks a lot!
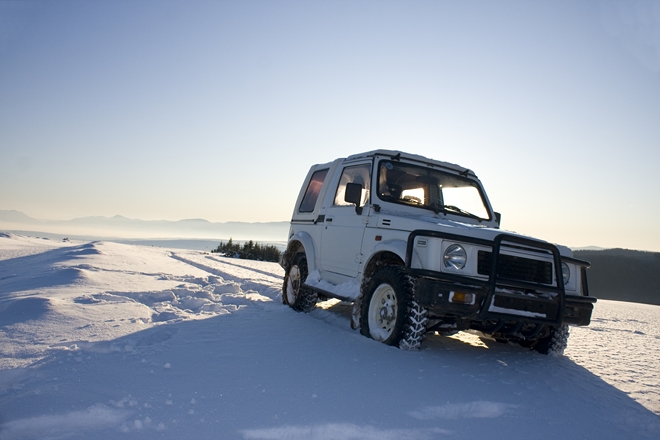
0,232,658,439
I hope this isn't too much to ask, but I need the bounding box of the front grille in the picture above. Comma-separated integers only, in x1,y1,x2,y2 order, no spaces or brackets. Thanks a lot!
478,251,552,284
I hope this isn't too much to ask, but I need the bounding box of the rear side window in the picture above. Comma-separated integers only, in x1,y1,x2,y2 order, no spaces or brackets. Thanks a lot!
299,169,329,212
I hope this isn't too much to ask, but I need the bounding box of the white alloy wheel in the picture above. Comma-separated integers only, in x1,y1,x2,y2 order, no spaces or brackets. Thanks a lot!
367,283,399,341
286,265,301,304
360,266,428,349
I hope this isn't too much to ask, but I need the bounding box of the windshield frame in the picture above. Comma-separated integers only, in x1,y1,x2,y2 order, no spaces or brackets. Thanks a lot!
375,159,492,222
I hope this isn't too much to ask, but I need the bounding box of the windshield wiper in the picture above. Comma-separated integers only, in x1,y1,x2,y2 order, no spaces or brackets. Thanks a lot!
437,204,482,221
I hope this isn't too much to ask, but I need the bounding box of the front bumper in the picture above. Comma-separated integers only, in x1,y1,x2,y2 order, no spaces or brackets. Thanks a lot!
415,277,596,326
406,231,596,327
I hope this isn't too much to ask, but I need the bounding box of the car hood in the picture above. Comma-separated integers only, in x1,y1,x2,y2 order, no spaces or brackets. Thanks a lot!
373,209,573,257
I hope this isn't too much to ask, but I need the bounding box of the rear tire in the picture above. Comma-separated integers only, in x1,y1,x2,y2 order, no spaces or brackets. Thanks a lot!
359,267,428,350
282,253,317,313
532,324,569,356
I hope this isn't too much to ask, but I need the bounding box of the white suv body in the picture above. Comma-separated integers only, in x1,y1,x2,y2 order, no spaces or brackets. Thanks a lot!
281,150,596,354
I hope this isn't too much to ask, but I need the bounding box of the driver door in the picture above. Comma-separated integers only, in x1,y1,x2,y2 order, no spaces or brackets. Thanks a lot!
320,163,372,277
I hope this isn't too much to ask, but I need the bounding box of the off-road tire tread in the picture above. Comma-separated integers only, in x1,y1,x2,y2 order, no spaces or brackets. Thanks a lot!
360,266,428,350
282,253,317,313
399,299,428,350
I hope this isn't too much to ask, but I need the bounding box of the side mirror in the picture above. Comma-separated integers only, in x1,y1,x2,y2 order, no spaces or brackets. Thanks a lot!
494,212,501,228
345,182,363,215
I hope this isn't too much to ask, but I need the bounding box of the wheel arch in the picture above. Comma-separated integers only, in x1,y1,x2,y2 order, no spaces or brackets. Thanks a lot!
283,231,317,273
362,240,408,287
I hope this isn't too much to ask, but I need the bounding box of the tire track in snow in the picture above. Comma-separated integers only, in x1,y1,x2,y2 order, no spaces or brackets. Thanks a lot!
203,254,283,279
168,253,282,301
171,253,359,332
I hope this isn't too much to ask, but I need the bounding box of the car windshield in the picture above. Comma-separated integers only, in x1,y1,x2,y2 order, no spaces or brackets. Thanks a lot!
377,160,490,221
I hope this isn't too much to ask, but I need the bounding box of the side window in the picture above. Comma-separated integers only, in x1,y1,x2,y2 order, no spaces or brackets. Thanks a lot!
299,169,328,212
333,164,371,207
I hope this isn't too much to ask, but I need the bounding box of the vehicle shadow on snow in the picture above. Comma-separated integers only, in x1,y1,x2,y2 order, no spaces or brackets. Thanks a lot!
1,302,659,440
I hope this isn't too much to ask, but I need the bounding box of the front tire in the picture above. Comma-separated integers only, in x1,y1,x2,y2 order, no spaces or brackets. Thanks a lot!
282,253,317,313
359,267,428,350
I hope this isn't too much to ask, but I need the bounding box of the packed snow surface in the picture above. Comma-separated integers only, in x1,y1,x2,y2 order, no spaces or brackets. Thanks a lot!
0,233,658,439
305,270,360,300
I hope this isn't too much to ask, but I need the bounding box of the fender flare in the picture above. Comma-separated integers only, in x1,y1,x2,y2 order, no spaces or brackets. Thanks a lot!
286,231,318,274
363,239,413,271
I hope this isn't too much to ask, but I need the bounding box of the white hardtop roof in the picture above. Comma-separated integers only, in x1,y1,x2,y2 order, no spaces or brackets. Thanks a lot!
343,149,474,176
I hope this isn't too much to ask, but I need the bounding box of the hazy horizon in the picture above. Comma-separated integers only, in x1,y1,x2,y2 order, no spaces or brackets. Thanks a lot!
0,208,654,253
0,208,289,224
0,209,291,242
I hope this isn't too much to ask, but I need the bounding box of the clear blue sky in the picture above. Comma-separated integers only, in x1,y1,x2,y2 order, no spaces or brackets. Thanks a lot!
1,0,659,251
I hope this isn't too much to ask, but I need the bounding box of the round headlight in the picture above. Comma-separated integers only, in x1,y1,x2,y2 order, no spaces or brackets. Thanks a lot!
444,244,467,270
561,262,570,285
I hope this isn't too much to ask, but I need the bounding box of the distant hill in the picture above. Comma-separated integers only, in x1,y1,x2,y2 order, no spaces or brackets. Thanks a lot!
574,249,660,306
0,210,40,223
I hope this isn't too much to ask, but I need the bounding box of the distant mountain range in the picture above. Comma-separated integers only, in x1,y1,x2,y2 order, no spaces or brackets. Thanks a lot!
0,210,289,242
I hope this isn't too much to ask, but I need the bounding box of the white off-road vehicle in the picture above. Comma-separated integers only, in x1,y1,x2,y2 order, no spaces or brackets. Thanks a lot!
281,150,596,355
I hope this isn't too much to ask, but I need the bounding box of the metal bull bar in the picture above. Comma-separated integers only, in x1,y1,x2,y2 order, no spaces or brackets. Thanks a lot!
405,230,566,326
